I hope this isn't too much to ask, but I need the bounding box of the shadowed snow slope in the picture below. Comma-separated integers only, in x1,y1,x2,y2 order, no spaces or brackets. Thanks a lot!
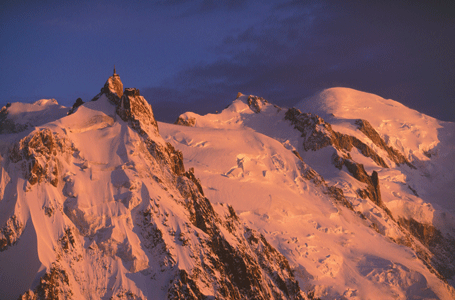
0,99,68,135
163,91,455,299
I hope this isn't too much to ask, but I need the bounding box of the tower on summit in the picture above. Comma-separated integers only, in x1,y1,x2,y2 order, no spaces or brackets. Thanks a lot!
113,65,117,75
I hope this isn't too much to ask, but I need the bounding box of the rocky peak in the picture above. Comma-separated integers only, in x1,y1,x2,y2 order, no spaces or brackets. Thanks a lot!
247,95,269,113
91,72,124,103
105,73,123,98
117,88,159,136
115,87,185,177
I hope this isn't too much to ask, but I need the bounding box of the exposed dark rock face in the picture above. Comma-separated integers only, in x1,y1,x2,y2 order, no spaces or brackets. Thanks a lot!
398,218,455,281
146,139,185,176
175,116,196,127
113,86,185,178
332,153,392,219
167,270,206,300
285,108,388,168
18,264,73,300
9,128,72,186
355,119,415,168
247,95,268,113
297,158,354,211
284,108,332,151
285,108,394,217
182,167,204,196
245,229,303,299
117,88,159,135
91,74,123,103
175,173,305,299
0,215,23,252
67,98,84,115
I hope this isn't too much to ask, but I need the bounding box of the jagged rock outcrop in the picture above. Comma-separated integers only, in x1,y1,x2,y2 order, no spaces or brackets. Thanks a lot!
0,215,23,252
117,88,159,136
247,95,269,113
355,119,415,168
91,72,123,103
331,153,392,218
67,98,84,115
284,108,395,218
398,218,455,281
175,116,196,127
9,128,72,186
19,264,73,300
285,108,388,168
297,157,354,212
114,87,184,176
173,173,305,299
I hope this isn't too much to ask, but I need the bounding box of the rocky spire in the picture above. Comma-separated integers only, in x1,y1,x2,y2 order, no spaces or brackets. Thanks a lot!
91,69,124,102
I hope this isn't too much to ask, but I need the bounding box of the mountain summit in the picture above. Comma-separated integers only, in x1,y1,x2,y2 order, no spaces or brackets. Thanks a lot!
0,73,305,299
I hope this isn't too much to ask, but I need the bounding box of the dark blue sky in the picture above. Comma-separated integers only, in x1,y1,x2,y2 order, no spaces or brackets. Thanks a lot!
1,0,454,123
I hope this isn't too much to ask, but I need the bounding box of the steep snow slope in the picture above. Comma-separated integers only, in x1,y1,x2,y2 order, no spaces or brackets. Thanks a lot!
0,77,304,299
164,93,455,299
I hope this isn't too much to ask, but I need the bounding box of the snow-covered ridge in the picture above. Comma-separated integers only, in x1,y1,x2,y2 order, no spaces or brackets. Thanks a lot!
296,87,443,162
165,90,455,299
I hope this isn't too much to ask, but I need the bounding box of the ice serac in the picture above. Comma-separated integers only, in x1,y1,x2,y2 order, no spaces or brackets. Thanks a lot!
0,74,305,299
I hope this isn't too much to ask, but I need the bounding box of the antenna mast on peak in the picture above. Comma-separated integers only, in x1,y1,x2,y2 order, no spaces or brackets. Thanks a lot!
113,65,117,75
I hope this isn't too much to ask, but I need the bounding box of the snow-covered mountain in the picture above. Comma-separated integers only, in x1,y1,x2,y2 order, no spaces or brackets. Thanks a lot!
1,72,454,300
166,91,455,299
0,73,304,299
